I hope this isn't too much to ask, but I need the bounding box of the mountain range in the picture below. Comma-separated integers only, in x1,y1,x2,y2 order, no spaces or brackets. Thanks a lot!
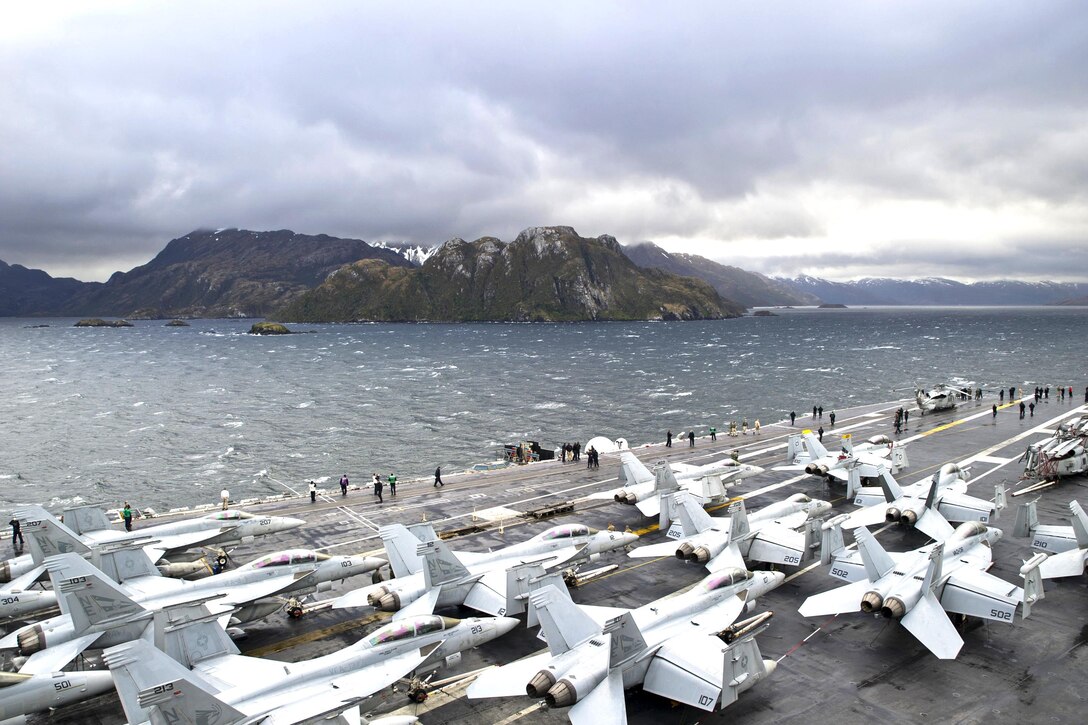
2,227,1086,320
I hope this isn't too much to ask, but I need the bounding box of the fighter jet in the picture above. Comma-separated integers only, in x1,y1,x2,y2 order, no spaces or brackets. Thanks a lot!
3,521,381,674
628,488,828,570
334,522,637,619
588,450,763,517
778,430,902,497
0,503,303,587
102,608,516,725
839,463,1005,539
1013,499,1088,579
467,574,780,724
799,521,1045,659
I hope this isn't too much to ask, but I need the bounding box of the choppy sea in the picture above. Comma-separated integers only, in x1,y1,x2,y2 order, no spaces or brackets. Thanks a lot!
1,307,1084,512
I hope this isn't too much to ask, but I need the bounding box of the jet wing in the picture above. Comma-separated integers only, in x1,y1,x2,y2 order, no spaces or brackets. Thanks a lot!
463,573,508,616
901,591,963,659
644,632,728,711
569,668,627,725
688,595,746,632
219,571,321,606
705,543,746,573
263,650,430,723
914,509,957,541
851,486,889,508
747,525,806,566
768,511,808,531
635,497,661,518
935,492,995,524
627,540,681,559
151,527,239,556
2,563,47,593
195,653,313,691
798,579,872,617
839,503,893,531
19,632,104,674
391,586,443,621
939,568,1022,622
1039,548,1088,579
467,651,556,699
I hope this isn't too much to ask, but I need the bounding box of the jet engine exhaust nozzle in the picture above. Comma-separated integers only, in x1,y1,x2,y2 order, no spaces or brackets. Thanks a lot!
881,596,907,619
17,625,45,656
900,510,918,526
526,670,556,698
689,546,712,564
377,592,403,612
676,543,694,560
885,508,902,523
545,679,578,709
860,591,884,614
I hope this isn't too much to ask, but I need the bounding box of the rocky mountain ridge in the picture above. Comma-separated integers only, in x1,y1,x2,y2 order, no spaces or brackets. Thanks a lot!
775,275,1088,306
276,226,741,322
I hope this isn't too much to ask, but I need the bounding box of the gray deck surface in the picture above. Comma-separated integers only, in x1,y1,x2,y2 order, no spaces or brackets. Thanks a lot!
30,395,1088,725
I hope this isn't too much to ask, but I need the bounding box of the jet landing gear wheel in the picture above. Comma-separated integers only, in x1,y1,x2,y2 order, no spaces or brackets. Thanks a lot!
286,598,304,619
408,688,428,703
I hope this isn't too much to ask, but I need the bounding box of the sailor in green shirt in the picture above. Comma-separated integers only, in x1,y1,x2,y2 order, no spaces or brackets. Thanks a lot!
388,473,397,496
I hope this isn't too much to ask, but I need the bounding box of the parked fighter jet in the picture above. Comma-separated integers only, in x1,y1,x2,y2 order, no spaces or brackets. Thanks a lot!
467,575,779,724
1022,414,1088,480
86,571,514,724
0,503,303,586
1013,499,1088,579
778,430,903,497
588,451,763,517
799,521,1045,659
840,463,1005,539
628,488,828,570
3,521,381,674
335,523,637,619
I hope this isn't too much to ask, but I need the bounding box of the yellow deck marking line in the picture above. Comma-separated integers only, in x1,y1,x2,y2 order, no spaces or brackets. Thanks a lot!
242,611,390,657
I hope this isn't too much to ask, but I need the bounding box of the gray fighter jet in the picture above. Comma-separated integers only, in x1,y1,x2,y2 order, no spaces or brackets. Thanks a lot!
0,503,303,586
799,520,1045,659
589,451,763,517
840,463,1005,538
778,430,903,497
3,521,381,674
1013,499,1088,578
467,572,780,724
628,484,828,570
102,607,516,724
334,522,637,618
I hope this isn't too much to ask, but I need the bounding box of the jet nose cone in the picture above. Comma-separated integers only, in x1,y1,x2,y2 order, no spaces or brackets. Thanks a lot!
745,465,766,475
619,531,640,546
280,516,306,531
772,571,787,586
815,501,833,514
494,616,520,638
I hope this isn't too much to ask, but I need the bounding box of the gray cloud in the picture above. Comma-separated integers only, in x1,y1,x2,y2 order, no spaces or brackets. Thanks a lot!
0,1,1086,282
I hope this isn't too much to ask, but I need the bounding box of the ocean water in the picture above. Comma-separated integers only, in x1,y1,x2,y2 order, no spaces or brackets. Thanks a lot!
0,307,1084,512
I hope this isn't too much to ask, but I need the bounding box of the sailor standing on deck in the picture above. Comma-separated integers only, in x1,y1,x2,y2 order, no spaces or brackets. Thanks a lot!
221,488,230,510
340,474,349,496
373,473,383,502
9,517,24,547
388,473,397,497
309,480,317,503
122,502,133,531
434,466,443,487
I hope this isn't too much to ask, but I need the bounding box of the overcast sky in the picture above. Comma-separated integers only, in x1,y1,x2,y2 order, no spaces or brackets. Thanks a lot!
2,2,1086,283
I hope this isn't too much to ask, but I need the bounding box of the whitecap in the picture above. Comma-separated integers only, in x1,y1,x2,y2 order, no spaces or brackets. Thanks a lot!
534,402,568,410
296,401,315,409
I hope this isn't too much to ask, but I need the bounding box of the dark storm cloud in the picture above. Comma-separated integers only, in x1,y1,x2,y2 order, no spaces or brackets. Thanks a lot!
0,1,1085,282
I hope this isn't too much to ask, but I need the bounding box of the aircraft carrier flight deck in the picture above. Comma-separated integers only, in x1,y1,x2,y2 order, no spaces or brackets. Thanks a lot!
26,394,1088,725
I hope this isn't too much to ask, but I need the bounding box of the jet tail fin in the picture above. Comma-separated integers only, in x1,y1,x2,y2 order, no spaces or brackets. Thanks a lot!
15,506,91,565
154,601,240,667
138,677,247,725
529,584,600,656
1070,501,1088,548
92,545,161,583
819,515,849,566
728,501,750,542
802,431,830,460
47,554,148,634
602,611,647,667
675,491,716,536
62,505,114,535
653,462,682,532
854,528,896,581
619,451,654,485
1020,552,1047,619
878,467,904,503
103,639,223,725
841,434,855,455
1012,500,1038,538
845,464,862,501
921,543,943,593
417,540,470,587
721,631,775,708
786,434,804,463
380,524,425,578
